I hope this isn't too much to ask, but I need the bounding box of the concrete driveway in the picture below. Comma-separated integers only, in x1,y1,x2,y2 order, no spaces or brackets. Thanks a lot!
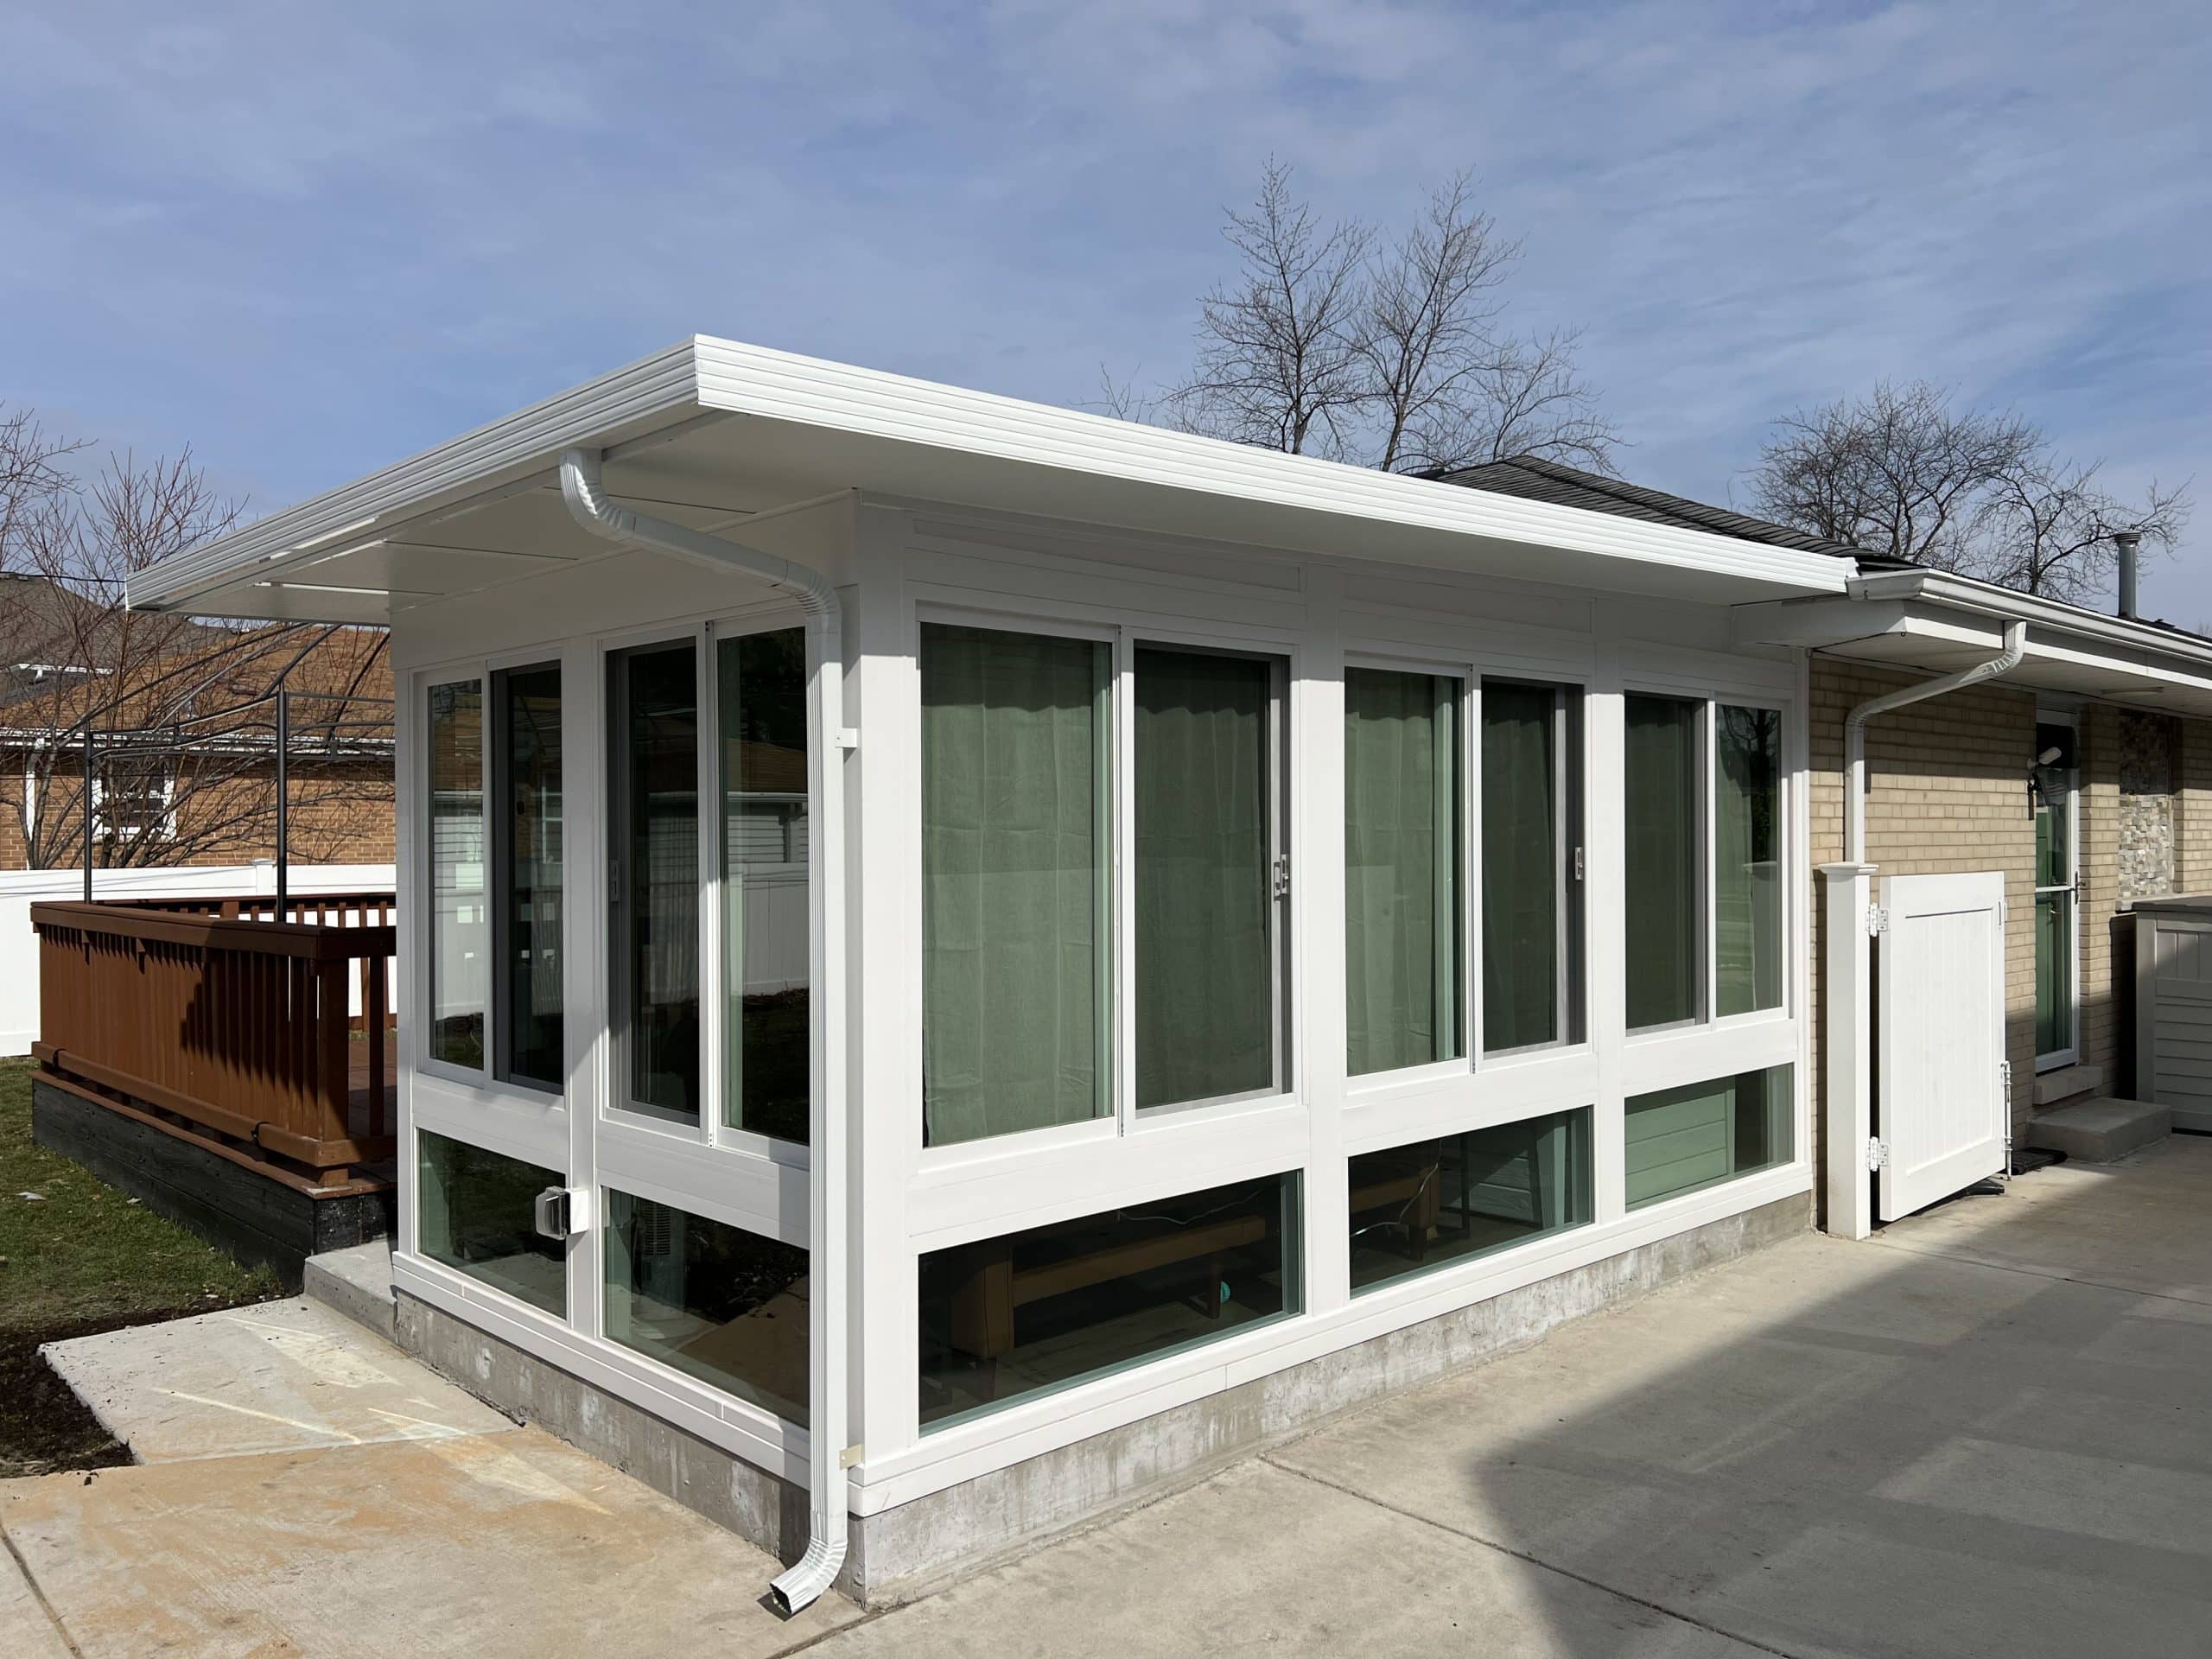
7,1137,2208,1657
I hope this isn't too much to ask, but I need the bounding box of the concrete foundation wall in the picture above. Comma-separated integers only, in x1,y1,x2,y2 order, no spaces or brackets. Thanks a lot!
397,1191,1808,1605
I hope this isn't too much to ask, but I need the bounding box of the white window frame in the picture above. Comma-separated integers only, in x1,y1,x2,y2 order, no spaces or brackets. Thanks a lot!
2033,706,2082,1071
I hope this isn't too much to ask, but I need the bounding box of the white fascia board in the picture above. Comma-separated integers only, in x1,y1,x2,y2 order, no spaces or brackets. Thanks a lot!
689,336,1852,594
126,340,702,613
1849,569,2212,675
131,334,1855,616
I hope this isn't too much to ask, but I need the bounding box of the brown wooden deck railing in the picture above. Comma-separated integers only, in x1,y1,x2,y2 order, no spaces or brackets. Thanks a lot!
32,897,397,1187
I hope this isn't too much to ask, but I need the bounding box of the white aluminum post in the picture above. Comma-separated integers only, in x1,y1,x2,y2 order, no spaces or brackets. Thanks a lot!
1821,861,1876,1239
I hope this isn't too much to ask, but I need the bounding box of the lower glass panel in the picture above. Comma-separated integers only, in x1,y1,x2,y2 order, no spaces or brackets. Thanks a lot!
1624,1065,1793,1210
1349,1109,1593,1293
603,1192,809,1425
416,1130,564,1315
2036,889,2074,1057
918,1173,1300,1429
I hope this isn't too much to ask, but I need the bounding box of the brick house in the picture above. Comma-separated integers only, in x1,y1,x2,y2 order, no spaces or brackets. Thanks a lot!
117,339,2212,1605
0,573,393,871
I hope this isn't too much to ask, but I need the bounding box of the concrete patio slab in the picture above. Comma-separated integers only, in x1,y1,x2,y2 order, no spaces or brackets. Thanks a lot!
808,1458,1764,1658
0,1426,859,1659
41,1296,515,1464
0,1543,70,1659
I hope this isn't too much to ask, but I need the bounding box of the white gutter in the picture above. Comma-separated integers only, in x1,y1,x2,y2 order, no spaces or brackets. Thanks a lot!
558,448,851,1614
1843,621,2027,861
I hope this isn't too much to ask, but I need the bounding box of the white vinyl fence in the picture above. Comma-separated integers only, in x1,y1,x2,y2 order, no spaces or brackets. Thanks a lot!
0,861,396,1057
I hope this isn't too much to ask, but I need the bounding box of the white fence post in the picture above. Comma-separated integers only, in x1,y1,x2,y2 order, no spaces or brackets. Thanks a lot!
1821,861,1877,1239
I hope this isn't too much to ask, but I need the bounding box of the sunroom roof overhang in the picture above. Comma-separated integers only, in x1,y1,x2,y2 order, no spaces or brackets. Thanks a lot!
1732,569,2212,716
128,337,1853,626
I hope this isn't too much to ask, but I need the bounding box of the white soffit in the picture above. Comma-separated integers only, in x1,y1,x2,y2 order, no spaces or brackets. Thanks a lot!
130,335,1854,623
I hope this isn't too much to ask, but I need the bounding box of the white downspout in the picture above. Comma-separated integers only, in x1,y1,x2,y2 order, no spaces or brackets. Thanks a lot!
1843,623,2027,861
1822,620,2025,1241
559,449,851,1613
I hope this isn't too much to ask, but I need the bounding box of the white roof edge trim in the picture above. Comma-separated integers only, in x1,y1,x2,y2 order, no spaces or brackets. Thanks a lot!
1847,569,2212,675
131,334,1858,614
687,337,1850,592
127,339,704,611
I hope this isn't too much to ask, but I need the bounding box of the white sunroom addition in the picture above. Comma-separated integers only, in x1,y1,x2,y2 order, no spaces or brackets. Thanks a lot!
126,336,1845,1605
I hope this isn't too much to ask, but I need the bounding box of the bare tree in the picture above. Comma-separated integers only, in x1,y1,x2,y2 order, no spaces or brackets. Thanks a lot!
1747,381,2192,604
0,410,393,870
1121,162,1618,474
1168,158,1372,457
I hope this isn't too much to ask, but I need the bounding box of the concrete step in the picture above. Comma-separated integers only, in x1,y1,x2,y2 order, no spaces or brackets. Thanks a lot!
303,1241,398,1345
2031,1064,2104,1109
2024,1096,2171,1163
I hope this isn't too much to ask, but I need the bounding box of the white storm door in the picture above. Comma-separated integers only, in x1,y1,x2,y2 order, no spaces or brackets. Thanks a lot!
1877,870,2007,1222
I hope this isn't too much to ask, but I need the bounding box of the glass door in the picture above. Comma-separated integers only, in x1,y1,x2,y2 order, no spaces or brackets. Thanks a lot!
2033,721,2078,1068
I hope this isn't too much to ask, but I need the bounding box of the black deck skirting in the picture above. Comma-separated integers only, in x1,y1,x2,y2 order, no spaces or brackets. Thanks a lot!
31,1077,392,1287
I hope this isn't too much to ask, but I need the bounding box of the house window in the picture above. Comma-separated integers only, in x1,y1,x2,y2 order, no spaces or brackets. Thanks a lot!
426,679,486,1069
1344,667,1462,1077
493,664,563,1090
1716,705,1783,1015
2033,719,2078,1062
920,623,1112,1147
416,1129,564,1315
1624,694,1704,1029
603,1190,809,1424
917,1172,1300,1428
1349,1108,1592,1292
91,755,177,847
1483,679,1584,1052
718,626,810,1143
1624,1065,1792,1209
1135,645,1289,1110
609,642,701,1122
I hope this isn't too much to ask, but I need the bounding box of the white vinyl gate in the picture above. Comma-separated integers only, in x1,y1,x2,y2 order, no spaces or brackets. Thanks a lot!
1877,871,2009,1221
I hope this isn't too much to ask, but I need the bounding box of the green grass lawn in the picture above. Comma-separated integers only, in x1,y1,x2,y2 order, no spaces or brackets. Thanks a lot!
0,1057,281,1477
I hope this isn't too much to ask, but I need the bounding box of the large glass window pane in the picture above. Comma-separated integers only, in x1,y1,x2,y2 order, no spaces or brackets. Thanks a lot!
1344,667,1461,1077
604,1191,809,1424
1484,680,1581,1052
1625,694,1702,1029
1135,647,1281,1109
1624,1065,1792,1208
416,1129,563,1315
495,664,563,1089
1350,1108,1592,1292
720,628,810,1143
1716,704,1782,1016
921,624,1111,1147
918,1173,1300,1428
2034,722,2075,1058
612,643,700,1121
427,680,485,1069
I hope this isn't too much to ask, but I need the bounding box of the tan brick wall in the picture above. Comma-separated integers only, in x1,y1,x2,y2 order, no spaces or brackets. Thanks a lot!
1807,658,2041,1214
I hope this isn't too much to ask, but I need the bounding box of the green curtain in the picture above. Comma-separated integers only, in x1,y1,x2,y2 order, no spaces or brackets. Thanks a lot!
1344,669,1460,1077
1624,695,1701,1028
1136,647,1274,1108
1482,683,1558,1051
1715,705,1780,1016
921,625,1109,1146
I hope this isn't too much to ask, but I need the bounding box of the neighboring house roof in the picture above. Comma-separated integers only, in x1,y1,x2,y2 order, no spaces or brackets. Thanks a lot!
1434,455,1900,566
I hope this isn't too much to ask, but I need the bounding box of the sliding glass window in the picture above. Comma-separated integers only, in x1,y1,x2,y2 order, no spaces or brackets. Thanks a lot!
426,679,485,1069
493,664,563,1090
1716,705,1782,1016
719,627,810,1143
1624,694,1703,1029
417,1129,563,1315
1344,667,1461,1077
610,642,701,1122
921,624,1111,1147
1135,646,1287,1110
1349,1108,1592,1291
1625,1065,1792,1208
1483,680,1583,1052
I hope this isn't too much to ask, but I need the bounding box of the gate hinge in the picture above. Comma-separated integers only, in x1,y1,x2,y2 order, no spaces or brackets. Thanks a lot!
1865,904,1888,937
1865,1136,1890,1172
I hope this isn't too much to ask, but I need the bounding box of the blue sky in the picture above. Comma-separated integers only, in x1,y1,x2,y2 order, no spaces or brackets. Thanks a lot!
5,2,2208,617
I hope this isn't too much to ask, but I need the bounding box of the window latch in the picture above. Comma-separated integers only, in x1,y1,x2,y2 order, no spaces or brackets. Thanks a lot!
1573,845,1586,882
1273,854,1292,899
